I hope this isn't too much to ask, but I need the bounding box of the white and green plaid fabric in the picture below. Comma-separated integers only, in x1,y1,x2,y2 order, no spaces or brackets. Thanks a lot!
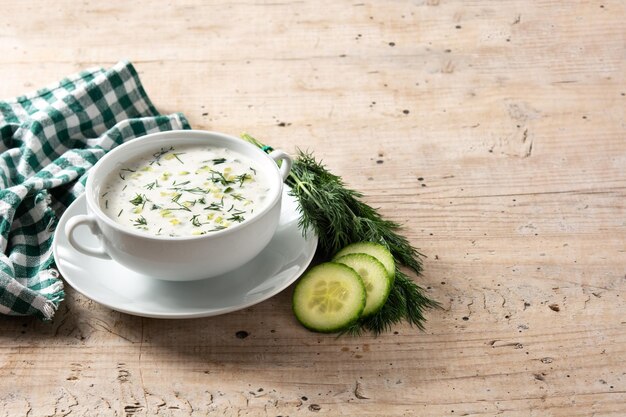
0,61,190,319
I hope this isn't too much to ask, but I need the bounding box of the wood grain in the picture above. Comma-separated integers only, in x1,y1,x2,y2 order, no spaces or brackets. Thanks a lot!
0,0,625,415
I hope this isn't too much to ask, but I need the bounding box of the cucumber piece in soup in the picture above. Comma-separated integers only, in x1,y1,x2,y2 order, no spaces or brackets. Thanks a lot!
292,263,365,333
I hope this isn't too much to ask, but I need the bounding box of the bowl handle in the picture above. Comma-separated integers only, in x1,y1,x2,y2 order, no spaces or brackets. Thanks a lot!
65,214,111,260
268,150,293,181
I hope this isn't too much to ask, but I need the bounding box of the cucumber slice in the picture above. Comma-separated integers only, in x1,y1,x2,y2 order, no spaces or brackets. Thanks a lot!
334,253,391,317
292,263,366,333
333,242,395,282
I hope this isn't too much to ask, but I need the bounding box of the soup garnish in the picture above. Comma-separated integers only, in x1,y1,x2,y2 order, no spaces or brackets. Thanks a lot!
99,145,271,237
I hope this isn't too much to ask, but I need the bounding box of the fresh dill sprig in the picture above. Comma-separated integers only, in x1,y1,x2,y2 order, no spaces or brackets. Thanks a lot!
150,146,174,166
201,157,227,164
241,133,439,335
171,152,185,164
129,193,148,209
167,193,192,212
190,214,202,227
227,211,246,223
209,169,234,186
204,201,223,211
176,187,209,195
236,173,250,187
144,179,159,190
287,151,424,270
204,202,222,211
133,216,147,227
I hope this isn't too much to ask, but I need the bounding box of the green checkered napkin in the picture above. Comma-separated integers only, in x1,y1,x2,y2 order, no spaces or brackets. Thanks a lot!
0,61,190,319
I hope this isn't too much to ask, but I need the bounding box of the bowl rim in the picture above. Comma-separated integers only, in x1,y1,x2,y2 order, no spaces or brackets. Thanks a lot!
84,130,285,242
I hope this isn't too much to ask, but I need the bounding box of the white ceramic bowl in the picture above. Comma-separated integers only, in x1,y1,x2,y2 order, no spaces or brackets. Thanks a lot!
64,130,292,281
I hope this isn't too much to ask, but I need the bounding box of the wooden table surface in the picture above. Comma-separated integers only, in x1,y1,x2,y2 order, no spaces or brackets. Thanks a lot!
1,1,625,416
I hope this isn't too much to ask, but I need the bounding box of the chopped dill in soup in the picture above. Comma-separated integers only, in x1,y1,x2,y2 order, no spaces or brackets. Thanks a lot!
99,145,271,237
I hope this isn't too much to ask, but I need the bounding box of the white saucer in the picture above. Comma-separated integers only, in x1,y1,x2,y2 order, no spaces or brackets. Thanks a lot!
52,188,318,318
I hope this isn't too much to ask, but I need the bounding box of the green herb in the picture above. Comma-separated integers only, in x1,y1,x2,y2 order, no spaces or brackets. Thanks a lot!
150,146,174,166
105,200,108,209
241,133,439,335
209,169,234,186
119,173,126,180
167,193,192,212
231,193,244,201
236,173,250,186
120,168,136,173
177,187,208,195
133,216,147,227
122,184,128,191
172,152,185,164
145,180,159,190
204,201,223,211
198,197,206,205
117,209,123,217
209,157,226,165
190,214,202,227
209,225,227,232
101,191,109,197
129,193,148,208
227,212,246,223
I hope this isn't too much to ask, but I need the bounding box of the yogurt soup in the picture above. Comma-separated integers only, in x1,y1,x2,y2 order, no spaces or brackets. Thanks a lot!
99,145,271,237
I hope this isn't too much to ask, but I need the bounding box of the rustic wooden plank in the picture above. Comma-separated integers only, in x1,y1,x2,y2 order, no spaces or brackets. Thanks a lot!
0,0,625,415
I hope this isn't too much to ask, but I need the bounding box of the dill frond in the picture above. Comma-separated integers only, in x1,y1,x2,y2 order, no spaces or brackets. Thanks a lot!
241,133,439,334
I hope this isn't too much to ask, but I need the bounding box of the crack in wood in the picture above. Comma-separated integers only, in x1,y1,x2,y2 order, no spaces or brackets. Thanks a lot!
123,403,145,415
522,129,533,158
434,187,626,200
354,381,369,399
466,299,474,316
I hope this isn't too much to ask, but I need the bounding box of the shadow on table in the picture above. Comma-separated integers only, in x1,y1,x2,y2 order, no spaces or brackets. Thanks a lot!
0,283,303,356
